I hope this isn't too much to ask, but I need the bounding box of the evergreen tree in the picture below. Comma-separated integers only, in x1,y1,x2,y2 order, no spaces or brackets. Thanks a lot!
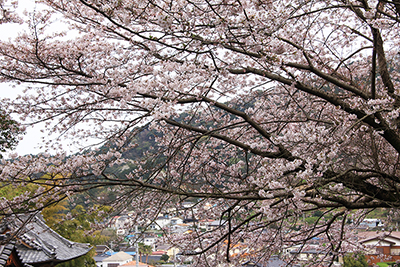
343,253,368,267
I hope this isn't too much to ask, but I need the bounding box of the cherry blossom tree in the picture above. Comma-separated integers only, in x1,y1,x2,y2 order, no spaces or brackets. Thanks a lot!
1,0,400,266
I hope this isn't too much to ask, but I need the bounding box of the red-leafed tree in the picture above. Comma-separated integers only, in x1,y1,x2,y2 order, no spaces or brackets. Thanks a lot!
1,0,400,266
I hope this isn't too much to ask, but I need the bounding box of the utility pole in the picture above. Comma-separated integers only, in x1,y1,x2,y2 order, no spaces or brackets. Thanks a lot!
135,225,139,267
173,248,176,267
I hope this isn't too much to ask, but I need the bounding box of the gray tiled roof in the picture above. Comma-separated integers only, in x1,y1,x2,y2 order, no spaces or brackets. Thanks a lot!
0,241,15,266
2,214,92,266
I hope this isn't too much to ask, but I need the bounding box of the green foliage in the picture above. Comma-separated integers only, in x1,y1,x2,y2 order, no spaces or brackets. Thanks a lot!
343,253,368,267
312,210,324,217
0,181,40,213
43,203,112,245
160,254,170,262
55,254,97,267
0,182,38,200
138,243,152,254
305,216,320,225
0,173,116,267
0,174,69,213
0,109,23,157
138,243,153,263
42,203,113,267
377,262,400,267
41,199,68,226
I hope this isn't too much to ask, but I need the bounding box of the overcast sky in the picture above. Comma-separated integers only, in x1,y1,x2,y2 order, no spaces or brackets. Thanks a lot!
0,0,72,157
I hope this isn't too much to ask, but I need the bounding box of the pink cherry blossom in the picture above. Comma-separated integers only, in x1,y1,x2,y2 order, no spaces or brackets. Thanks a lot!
0,0,400,265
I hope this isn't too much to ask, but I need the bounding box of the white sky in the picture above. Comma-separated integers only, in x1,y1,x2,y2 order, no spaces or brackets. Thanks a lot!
0,0,72,157
1,83,57,157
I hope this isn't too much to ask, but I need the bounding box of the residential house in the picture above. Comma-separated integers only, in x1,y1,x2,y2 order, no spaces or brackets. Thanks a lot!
121,246,136,256
149,216,171,230
101,251,133,267
242,255,287,267
120,260,155,267
110,215,133,235
170,217,183,226
166,246,180,260
95,245,112,255
94,254,110,267
138,233,158,249
153,244,169,254
358,231,400,265
207,220,227,231
283,244,335,266
182,218,198,227
170,224,190,235
181,202,195,209
197,219,214,231
359,219,384,229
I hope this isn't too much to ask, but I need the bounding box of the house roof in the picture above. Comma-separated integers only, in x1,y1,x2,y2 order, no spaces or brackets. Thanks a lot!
198,219,214,223
266,256,287,267
358,231,400,244
121,260,155,267
1,214,92,266
151,250,167,255
242,256,287,267
123,247,137,253
95,245,111,254
103,251,133,262
358,231,400,240
209,220,227,226
154,244,170,251
93,254,110,263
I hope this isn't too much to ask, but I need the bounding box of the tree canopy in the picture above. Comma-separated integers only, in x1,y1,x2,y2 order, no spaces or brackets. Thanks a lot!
343,253,368,267
0,109,23,158
1,0,400,266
